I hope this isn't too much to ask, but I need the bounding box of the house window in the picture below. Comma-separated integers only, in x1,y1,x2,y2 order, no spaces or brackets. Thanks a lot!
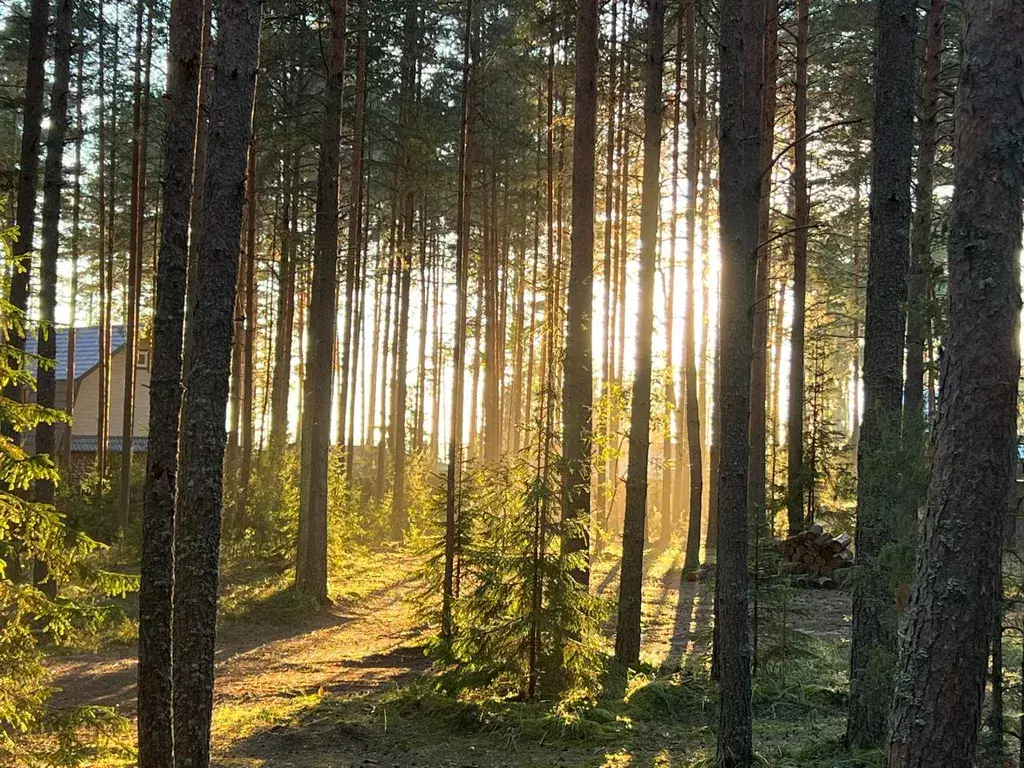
136,349,150,370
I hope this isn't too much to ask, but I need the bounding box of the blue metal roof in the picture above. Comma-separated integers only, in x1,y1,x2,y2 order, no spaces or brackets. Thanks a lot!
70,435,149,453
24,326,128,381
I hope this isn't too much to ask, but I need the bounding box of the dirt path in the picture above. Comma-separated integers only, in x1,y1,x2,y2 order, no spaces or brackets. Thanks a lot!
49,557,427,763
49,548,850,767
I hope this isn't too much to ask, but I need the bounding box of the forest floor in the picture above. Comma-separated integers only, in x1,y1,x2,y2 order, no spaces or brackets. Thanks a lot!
48,544,862,768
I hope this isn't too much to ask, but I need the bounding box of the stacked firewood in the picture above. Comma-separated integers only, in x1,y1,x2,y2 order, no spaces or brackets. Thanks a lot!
772,525,853,588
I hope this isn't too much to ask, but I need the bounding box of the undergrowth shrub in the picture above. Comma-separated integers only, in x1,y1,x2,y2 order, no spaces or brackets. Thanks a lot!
0,243,135,764
418,456,606,700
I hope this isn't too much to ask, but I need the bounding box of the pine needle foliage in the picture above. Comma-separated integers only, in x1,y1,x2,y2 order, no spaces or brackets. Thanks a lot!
420,457,605,700
0,236,134,764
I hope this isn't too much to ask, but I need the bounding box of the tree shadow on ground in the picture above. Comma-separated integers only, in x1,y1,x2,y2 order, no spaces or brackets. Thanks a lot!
661,575,714,674
49,606,358,717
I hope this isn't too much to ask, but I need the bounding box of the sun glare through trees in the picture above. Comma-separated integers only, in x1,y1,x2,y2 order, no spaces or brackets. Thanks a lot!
0,0,1022,764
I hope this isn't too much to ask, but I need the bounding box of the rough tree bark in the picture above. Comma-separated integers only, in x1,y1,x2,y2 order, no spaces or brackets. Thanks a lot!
137,0,203,756
884,0,1024,763
661,11,682,547
391,3,418,538
561,0,598,588
237,143,257,530
715,0,763,759
748,0,777,530
269,158,296,450
902,0,945,457
297,0,347,605
34,0,73,598
613,0,665,668
120,0,153,529
845,0,917,748
6,0,48,423
681,0,703,577
785,0,809,536
442,0,473,642
100,16,121,489
170,0,261,760
63,47,84,469
335,0,368,464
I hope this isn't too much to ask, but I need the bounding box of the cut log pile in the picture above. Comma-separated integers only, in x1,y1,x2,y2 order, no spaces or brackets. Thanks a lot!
773,525,853,588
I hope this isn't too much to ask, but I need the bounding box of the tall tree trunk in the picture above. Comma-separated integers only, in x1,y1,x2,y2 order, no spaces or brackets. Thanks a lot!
429,237,444,460
374,207,397,496
391,225,412,534
538,41,554,467
699,57,716,555
391,3,417,538
137,0,202,756
748,0,777,532
613,0,665,667
120,0,152,530
850,183,862,455
336,0,368,460
225,246,245,499
296,0,347,605
609,0,633,533
715,0,764,759
414,203,430,453
6,0,48,427
785,0,809,537
348,203,369,475
181,0,215,379
171,0,261,758
270,158,297,449
846,0,917,748
661,6,683,547
597,0,618,524
295,280,306,437
698,49,717,561
681,0,703,577
34,0,73,596
64,46,85,469
482,165,501,465
100,10,122,487
902,0,944,458
561,0,598,588
884,0,1023,762
442,0,474,642
237,143,257,530
467,267,482,458
367,248,383,452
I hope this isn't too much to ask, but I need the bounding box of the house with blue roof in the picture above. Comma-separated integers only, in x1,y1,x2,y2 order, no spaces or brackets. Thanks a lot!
26,325,151,477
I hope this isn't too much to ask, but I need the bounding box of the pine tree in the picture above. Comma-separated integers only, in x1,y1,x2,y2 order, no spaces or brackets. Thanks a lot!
902,0,945,456
613,0,665,668
561,0,598,587
715,0,764,760
846,0,917,747
138,0,204,756
680,0,702,578
171,0,262,757
297,0,347,605
885,0,1024,762
35,0,74,592
442,0,474,642
785,0,809,536
6,0,48,423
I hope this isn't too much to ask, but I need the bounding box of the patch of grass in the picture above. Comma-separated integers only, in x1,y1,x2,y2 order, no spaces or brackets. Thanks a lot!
625,674,715,723
213,691,323,746
219,570,322,627
203,630,863,768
